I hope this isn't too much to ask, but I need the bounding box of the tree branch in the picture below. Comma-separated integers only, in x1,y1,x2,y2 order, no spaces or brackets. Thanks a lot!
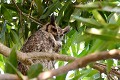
0,42,76,65
92,63,120,78
0,42,120,79
38,49,120,79
11,0,43,26
0,74,20,80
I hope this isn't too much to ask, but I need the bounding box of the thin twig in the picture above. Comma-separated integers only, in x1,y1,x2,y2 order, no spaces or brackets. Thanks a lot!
11,0,43,26
93,63,120,78
22,13,43,26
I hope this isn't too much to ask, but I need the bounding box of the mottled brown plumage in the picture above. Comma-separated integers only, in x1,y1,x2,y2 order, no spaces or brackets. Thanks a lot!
18,15,70,75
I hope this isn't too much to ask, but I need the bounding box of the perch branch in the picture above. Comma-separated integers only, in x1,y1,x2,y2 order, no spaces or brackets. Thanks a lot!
38,49,120,79
26,52,76,61
0,42,30,64
0,42,76,65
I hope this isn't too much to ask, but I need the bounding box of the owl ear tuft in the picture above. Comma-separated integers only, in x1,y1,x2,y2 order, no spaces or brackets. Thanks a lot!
63,26,70,34
50,14,55,26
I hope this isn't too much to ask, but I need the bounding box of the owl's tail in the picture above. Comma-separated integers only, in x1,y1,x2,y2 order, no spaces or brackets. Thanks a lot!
18,61,28,75
18,60,55,75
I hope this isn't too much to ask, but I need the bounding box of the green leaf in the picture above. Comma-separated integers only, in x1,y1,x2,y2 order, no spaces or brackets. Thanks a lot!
93,73,101,79
0,61,4,70
56,73,67,80
96,77,104,80
106,59,113,73
108,13,119,24
34,0,43,16
92,10,106,24
70,8,81,22
75,2,120,12
0,21,7,43
5,61,24,80
0,54,4,62
3,3,17,12
63,4,74,23
10,30,21,47
5,46,17,74
78,69,92,79
63,31,79,54
78,45,89,57
75,34,92,43
56,1,71,24
72,70,81,80
71,43,77,57
27,63,43,78
76,0,87,3
71,15,102,28
85,28,120,41
40,1,61,19
82,77,94,80
1,4,12,21
88,39,106,53
86,70,98,77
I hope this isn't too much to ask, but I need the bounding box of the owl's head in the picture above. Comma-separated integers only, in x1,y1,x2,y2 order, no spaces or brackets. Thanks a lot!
41,14,70,41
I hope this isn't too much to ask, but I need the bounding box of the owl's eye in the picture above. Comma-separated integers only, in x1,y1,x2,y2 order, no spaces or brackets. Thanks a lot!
60,34,63,37
51,28,57,32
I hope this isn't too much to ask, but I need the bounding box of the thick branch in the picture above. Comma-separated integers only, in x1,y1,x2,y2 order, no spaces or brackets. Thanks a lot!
0,74,29,80
27,52,76,62
0,43,76,65
0,43,29,64
0,74,20,80
38,49,120,79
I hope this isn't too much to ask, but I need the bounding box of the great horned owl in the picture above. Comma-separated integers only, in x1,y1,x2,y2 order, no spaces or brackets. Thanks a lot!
18,15,70,75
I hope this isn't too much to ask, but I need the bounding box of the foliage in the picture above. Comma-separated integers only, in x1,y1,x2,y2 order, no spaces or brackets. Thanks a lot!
5,46,17,74
27,64,43,79
0,0,120,79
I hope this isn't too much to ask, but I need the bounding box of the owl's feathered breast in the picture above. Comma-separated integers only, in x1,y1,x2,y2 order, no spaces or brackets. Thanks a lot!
21,29,55,53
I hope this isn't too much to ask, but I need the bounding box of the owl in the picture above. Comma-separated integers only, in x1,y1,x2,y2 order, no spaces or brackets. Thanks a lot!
18,14,70,75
